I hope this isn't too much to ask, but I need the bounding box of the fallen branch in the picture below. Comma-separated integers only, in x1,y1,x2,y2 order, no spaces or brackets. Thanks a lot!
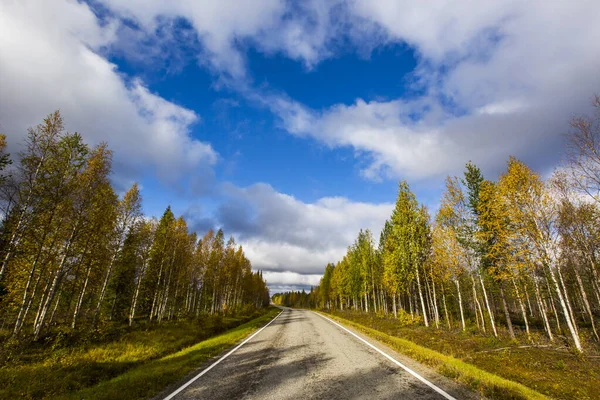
478,345,564,353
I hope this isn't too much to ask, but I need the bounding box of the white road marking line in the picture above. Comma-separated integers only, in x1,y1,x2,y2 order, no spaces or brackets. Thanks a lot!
314,312,457,400
163,311,284,400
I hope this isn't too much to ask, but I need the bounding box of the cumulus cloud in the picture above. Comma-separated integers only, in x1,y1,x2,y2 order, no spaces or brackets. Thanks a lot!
99,0,349,80
267,92,574,181
350,0,516,62
263,271,322,287
0,0,217,190
262,1,600,181
262,271,322,294
215,183,393,274
268,96,454,180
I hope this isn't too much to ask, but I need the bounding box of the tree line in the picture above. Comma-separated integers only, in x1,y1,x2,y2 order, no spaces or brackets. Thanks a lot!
272,290,313,308
276,96,600,353
0,111,270,340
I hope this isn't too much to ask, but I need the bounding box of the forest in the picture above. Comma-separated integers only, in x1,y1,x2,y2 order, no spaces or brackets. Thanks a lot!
0,111,270,342
273,97,600,355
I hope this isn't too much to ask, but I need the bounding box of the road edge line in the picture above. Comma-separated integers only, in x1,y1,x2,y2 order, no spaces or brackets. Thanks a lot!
163,310,284,400
314,311,457,400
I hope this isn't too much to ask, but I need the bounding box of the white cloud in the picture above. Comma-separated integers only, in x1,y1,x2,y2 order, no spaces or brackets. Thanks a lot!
100,0,342,79
0,0,217,188
93,0,395,83
241,239,342,275
216,183,393,274
269,96,456,180
262,271,322,287
350,0,518,62
476,100,527,116
267,93,568,181
263,271,322,294
263,1,600,181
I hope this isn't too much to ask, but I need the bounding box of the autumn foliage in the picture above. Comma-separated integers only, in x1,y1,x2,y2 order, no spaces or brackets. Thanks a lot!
0,112,270,341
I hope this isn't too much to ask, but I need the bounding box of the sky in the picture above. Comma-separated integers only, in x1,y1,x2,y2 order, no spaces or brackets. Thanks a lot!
1,0,600,293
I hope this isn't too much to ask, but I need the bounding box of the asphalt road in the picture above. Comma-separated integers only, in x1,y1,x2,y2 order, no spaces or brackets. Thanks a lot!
161,308,479,400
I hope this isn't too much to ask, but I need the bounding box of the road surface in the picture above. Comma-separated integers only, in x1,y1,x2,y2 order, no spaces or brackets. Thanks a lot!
160,308,479,399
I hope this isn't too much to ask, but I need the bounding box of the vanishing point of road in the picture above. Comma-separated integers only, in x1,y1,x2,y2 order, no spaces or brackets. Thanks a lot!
159,308,479,400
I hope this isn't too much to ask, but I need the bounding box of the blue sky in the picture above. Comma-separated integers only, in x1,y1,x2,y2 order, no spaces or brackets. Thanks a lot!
115,37,417,205
1,0,599,292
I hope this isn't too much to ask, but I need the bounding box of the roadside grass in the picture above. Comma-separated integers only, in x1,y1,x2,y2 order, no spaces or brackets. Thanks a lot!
324,311,599,400
0,307,279,399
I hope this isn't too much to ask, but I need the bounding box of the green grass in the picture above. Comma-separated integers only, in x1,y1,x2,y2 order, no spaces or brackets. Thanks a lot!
323,310,599,400
0,308,280,399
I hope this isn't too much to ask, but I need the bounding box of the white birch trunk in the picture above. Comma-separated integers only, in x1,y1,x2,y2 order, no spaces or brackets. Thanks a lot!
415,264,429,327
455,279,465,331
471,275,485,332
479,274,498,337
512,277,530,338
557,265,579,336
33,225,78,339
431,280,440,329
92,251,118,326
499,283,515,339
72,262,92,329
534,278,553,341
549,264,582,352
442,288,451,329
573,267,599,341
